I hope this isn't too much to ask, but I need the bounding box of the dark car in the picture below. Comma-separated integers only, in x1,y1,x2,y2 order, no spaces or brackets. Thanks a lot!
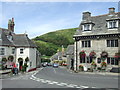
110,67,120,73
47,63,52,66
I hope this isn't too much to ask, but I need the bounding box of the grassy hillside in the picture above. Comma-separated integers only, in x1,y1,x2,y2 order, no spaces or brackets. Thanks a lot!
33,28,77,56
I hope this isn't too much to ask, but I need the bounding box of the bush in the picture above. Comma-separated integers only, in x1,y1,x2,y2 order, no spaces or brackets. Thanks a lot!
8,55,14,62
101,62,107,67
79,65,84,71
25,57,29,62
91,61,97,68
97,67,101,70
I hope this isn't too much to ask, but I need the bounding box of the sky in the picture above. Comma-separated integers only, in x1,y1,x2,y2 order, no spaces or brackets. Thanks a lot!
0,0,119,38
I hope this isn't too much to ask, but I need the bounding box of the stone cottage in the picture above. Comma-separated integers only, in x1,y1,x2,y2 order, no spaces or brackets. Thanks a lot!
73,8,120,71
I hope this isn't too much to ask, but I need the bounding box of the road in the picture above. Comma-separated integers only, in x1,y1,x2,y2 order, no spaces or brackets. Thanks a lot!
1,66,119,89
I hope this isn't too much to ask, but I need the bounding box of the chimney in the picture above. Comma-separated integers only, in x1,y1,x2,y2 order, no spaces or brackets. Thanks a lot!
12,18,14,22
8,18,15,32
82,12,91,20
109,7,115,14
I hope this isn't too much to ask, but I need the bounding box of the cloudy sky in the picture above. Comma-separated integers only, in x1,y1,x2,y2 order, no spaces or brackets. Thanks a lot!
0,0,119,38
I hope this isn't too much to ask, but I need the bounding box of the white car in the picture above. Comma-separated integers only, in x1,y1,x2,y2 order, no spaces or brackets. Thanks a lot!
53,63,59,68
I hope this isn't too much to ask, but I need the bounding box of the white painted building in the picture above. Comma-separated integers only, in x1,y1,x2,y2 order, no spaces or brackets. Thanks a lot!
0,18,41,71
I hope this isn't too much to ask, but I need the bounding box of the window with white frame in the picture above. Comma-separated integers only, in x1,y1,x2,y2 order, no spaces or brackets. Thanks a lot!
12,48,15,54
82,24,92,31
107,39,118,47
82,40,91,47
0,48,5,55
107,20,118,29
20,49,24,54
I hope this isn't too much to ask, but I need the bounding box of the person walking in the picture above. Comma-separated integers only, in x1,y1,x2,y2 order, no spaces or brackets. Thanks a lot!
12,63,18,75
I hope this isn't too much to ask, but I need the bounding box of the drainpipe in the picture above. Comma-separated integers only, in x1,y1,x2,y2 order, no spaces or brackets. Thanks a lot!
76,40,78,71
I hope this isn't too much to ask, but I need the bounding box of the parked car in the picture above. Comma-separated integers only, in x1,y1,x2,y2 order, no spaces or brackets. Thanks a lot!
42,62,47,67
53,63,59,68
47,63,52,66
110,67,120,73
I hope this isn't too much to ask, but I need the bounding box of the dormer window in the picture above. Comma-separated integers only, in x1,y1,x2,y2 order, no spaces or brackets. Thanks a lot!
82,24,92,31
107,20,119,29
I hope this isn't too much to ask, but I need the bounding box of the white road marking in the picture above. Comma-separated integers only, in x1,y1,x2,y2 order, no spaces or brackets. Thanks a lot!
45,80,51,83
80,85,89,88
76,86,82,88
59,82,67,85
56,83,65,86
52,81,58,84
29,68,91,89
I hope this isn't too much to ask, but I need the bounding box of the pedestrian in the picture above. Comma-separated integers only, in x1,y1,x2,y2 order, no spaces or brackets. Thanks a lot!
12,63,18,75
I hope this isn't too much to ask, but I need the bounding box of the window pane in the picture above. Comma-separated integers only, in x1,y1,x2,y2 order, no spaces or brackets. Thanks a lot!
85,41,87,47
111,40,114,47
107,57,110,64
20,49,23,54
0,48,5,55
113,21,116,28
12,48,15,54
84,24,91,31
88,40,91,47
109,22,112,28
115,40,118,47
82,41,84,47
115,58,118,65
107,40,110,47
111,58,115,65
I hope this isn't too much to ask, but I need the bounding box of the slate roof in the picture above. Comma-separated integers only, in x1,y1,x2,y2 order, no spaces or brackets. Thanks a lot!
0,28,37,48
13,34,37,47
65,45,74,55
0,28,14,46
50,52,63,60
74,12,120,36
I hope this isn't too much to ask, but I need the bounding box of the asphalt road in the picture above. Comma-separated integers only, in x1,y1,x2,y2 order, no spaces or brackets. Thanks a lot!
1,66,119,89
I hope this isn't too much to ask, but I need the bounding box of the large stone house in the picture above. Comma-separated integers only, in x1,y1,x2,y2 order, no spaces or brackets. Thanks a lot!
73,8,120,71
0,18,41,71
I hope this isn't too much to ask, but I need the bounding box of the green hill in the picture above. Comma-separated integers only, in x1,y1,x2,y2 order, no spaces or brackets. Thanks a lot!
33,28,77,56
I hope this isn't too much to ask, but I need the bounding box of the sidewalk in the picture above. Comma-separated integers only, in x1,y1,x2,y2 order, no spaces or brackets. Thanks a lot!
60,66,119,76
0,68,40,79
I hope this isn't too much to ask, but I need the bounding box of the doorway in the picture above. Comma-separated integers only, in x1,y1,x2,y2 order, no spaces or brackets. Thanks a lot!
18,58,23,71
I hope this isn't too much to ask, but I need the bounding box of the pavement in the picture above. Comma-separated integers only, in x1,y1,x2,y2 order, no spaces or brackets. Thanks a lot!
60,66,119,76
0,68,38,79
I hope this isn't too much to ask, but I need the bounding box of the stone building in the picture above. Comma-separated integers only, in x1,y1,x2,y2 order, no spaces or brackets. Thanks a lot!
0,18,41,71
73,8,120,71
65,45,74,70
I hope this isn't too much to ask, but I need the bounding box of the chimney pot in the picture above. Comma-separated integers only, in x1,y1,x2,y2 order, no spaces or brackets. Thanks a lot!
12,18,14,22
109,7,115,14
